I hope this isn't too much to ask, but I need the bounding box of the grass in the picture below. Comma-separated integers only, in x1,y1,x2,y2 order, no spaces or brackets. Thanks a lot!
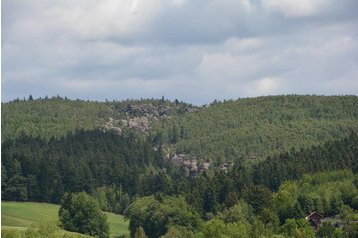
1,202,129,237
2,202,59,227
1,225,91,238
104,212,130,237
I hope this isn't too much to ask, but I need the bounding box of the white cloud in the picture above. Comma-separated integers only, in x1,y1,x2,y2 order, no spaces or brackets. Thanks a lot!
4,0,163,42
2,0,358,104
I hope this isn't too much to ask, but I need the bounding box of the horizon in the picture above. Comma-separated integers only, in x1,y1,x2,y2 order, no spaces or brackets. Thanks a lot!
3,93,357,107
2,0,358,105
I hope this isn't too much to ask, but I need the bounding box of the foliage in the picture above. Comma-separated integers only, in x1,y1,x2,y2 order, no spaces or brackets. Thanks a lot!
218,200,253,224
339,204,354,220
94,187,131,214
316,222,336,238
258,208,280,232
3,131,357,223
158,95,358,161
160,226,195,238
280,218,315,238
1,97,112,141
1,229,23,238
3,95,358,238
1,96,195,142
201,218,252,238
3,95,358,165
243,185,274,213
343,222,358,238
275,170,358,221
252,133,358,190
59,192,109,238
24,223,68,238
124,196,201,238
2,130,164,203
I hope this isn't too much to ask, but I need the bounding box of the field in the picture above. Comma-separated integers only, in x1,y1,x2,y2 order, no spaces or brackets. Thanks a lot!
1,202,129,237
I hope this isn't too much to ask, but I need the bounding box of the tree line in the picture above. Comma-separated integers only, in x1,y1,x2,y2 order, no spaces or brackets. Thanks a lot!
2,129,357,213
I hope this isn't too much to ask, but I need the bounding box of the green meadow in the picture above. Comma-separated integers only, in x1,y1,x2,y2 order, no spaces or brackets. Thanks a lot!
1,202,129,238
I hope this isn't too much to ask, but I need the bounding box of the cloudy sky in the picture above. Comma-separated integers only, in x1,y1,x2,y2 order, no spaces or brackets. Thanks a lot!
2,0,358,105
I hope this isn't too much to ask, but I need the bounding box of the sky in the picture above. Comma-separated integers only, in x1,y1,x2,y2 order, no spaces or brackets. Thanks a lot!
2,0,358,105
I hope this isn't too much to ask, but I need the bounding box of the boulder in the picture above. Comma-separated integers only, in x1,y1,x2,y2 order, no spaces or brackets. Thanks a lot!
111,127,122,136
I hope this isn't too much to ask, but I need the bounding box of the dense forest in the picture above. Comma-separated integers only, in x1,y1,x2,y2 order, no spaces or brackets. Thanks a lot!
1,95,195,141
3,95,357,163
155,95,358,162
1,130,164,204
2,95,358,237
2,130,358,237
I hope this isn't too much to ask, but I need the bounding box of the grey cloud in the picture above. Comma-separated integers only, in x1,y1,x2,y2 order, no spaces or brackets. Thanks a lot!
2,0,358,104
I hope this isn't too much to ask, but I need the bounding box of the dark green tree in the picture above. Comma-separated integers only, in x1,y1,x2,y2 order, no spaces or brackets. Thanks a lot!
3,175,28,201
243,185,274,214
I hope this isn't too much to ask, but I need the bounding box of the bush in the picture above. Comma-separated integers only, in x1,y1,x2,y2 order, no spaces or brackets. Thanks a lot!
24,223,59,238
1,229,21,238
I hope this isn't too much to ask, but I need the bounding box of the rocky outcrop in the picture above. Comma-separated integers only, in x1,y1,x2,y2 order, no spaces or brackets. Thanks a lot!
104,117,122,136
220,161,235,173
110,127,122,135
103,100,198,134
165,153,211,176
122,117,150,133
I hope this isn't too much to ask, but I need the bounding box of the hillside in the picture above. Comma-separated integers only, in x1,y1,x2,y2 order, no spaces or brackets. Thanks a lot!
1,202,129,238
159,95,358,163
1,130,164,203
1,98,111,141
2,95,358,164
2,134,357,237
2,94,358,237
1,96,196,141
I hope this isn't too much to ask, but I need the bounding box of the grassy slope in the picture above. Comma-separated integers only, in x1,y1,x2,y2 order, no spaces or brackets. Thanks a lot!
1,202,129,237
105,212,129,237
1,202,59,227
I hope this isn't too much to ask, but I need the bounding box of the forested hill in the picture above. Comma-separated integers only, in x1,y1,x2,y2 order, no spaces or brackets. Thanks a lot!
2,98,111,141
2,95,358,163
1,96,196,141
2,95,358,237
158,95,358,162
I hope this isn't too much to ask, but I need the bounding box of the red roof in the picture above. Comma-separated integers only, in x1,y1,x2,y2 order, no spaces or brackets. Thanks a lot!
305,211,324,220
